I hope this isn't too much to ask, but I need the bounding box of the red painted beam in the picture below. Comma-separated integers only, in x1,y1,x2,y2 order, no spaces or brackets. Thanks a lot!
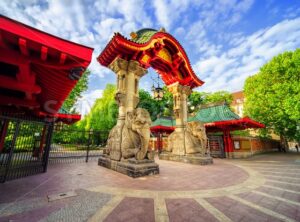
19,38,29,56
0,76,41,94
0,31,6,48
0,95,39,108
0,15,94,62
41,46,48,61
0,47,28,65
59,53,67,64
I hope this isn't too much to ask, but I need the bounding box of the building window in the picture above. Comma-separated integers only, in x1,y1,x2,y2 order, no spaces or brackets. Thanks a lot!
234,141,240,149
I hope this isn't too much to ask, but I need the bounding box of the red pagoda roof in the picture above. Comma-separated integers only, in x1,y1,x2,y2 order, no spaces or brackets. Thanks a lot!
97,29,204,89
205,117,265,132
0,15,93,122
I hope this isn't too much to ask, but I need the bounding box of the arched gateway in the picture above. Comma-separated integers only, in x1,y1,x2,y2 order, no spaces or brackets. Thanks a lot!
97,29,212,177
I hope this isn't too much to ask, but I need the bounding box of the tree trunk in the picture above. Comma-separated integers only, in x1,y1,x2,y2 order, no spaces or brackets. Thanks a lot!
280,134,288,152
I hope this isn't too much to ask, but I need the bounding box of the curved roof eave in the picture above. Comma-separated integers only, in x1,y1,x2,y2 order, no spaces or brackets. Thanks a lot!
97,32,204,88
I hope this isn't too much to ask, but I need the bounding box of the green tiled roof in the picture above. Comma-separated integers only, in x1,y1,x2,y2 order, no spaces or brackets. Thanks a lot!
132,28,158,43
151,116,175,127
151,104,240,128
188,104,240,123
58,107,69,114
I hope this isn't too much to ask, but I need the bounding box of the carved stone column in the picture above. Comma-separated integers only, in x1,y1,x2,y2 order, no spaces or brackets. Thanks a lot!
108,58,147,118
127,60,147,112
106,58,148,161
167,82,192,155
162,82,213,164
108,58,128,121
168,82,191,131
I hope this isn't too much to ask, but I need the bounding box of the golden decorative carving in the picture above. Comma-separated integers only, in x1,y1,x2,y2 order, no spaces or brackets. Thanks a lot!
157,48,172,63
141,54,150,64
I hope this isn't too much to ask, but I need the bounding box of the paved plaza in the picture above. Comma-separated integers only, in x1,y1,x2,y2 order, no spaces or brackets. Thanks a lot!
0,152,299,222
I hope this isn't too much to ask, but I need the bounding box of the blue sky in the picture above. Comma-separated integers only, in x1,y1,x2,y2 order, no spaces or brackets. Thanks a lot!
1,0,300,115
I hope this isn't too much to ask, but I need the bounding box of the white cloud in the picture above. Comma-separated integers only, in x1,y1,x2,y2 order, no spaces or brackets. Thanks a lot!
74,89,103,116
1,0,299,115
194,17,300,93
152,0,195,30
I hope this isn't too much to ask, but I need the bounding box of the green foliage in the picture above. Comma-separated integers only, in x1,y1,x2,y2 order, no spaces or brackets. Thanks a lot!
231,130,251,136
74,82,234,129
62,69,90,113
188,91,233,112
76,84,118,131
138,89,159,120
204,91,233,104
160,86,174,116
138,87,174,120
244,49,300,141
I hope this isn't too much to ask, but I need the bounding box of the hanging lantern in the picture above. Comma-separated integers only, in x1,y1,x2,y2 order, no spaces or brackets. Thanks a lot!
151,73,164,100
152,86,164,100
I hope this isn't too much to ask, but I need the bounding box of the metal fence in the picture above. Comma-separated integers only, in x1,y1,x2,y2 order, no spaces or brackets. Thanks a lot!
0,115,110,182
0,115,53,183
49,129,109,164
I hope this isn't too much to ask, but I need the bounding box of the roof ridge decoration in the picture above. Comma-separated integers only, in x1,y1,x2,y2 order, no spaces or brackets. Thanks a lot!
97,28,204,89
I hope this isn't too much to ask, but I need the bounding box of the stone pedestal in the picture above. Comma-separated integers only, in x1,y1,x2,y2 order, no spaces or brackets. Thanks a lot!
159,152,213,165
98,155,159,178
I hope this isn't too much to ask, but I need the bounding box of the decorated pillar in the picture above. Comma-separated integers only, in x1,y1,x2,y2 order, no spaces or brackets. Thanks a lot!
168,82,192,131
109,58,147,117
106,58,150,162
167,82,192,155
126,60,147,111
109,58,128,122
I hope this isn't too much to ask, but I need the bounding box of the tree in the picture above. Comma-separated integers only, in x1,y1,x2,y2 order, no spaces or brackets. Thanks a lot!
204,91,233,104
187,91,233,112
138,87,174,119
244,49,300,144
62,69,90,113
77,84,118,131
138,89,160,120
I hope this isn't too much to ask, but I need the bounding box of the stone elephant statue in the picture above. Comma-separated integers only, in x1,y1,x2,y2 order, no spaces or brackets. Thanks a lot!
121,108,152,160
186,121,209,156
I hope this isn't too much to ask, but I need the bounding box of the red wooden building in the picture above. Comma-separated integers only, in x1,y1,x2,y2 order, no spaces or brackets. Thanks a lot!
0,15,93,181
151,103,265,158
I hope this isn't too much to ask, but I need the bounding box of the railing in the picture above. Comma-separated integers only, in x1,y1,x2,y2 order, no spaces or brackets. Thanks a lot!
49,129,109,164
0,115,53,183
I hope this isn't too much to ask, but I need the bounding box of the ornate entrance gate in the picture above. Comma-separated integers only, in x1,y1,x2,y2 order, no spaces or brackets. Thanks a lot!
97,28,213,170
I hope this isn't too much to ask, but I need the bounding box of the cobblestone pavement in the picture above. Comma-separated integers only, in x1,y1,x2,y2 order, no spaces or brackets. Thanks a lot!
0,152,299,222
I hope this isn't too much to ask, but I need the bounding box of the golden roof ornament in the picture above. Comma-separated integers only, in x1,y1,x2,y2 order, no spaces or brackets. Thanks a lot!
159,27,166,32
130,32,138,39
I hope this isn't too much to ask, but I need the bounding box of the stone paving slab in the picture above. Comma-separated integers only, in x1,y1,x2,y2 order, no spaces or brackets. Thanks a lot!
238,191,300,220
166,198,218,222
103,197,155,222
206,196,282,222
0,152,300,221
